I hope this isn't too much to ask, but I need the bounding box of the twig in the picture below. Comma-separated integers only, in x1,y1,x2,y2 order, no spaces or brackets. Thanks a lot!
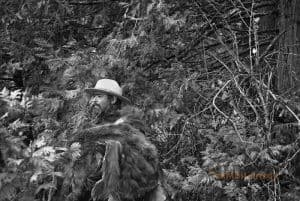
248,0,254,73
206,51,234,75
213,78,254,144
277,147,300,179
258,29,287,63
287,148,300,163
258,83,300,126
212,79,231,120
69,1,106,5
124,15,147,21
255,82,270,130
163,106,211,158
207,51,260,122
234,76,260,122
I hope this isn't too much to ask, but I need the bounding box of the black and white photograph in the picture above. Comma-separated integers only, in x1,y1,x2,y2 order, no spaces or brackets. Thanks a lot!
0,0,300,200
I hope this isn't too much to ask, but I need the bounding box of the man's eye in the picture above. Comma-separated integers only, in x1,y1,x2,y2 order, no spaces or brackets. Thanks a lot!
91,97,98,101
91,96,101,101
66,80,76,90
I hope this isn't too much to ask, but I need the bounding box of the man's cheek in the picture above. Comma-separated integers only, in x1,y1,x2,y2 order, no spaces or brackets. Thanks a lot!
88,104,103,117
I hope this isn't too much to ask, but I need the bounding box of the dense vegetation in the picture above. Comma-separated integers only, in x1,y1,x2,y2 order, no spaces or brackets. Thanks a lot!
1,0,300,200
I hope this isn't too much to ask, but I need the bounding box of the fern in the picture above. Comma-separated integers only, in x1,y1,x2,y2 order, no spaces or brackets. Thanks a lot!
0,184,16,201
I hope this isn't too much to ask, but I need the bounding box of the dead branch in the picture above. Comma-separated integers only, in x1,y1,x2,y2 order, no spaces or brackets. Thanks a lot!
69,1,107,5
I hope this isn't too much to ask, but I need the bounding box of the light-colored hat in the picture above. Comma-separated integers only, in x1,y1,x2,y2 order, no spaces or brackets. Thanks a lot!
84,79,130,103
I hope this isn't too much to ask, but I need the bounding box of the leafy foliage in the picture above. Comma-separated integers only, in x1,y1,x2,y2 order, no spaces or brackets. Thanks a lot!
1,0,300,201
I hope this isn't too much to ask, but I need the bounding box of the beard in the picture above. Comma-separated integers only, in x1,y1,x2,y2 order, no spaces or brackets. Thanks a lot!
87,104,104,121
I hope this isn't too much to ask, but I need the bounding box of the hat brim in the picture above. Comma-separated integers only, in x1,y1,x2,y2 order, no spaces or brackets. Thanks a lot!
84,88,131,104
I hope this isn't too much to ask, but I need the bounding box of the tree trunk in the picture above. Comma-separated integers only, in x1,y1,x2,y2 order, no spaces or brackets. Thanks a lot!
277,0,300,93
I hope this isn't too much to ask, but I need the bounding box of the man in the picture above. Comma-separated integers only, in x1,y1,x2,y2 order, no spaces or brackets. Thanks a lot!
63,79,166,201
85,79,131,124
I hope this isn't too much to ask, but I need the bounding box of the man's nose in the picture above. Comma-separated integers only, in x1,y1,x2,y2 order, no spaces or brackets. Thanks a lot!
90,97,98,104
90,97,104,104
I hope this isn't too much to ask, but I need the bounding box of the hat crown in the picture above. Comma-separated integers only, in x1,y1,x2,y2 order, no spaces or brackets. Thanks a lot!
94,79,123,96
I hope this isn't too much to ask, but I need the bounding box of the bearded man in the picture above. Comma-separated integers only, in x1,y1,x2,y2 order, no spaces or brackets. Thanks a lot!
60,79,166,201
85,79,130,124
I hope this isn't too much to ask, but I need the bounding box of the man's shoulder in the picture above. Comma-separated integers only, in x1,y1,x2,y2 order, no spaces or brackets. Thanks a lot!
118,106,144,119
117,106,148,132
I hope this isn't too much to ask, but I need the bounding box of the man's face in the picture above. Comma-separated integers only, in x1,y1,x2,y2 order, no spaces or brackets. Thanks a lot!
88,94,116,118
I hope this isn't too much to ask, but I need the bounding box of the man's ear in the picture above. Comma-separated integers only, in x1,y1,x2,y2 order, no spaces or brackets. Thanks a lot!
111,96,117,104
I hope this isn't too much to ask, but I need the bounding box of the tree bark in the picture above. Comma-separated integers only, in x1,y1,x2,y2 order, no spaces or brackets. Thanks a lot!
277,0,300,93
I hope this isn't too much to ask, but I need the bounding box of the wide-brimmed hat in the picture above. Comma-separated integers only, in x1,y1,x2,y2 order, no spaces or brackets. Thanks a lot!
84,79,130,103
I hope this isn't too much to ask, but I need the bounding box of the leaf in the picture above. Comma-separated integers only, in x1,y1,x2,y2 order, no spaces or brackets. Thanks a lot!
182,167,212,191
260,150,278,164
221,91,229,100
0,173,16,184
70,143,81,160
169,114,183,130
10,89,22,100
15,12,23,20
8,62,22,71
182,175,203,191
0,112,9,120
33,38,53,48
127,34,138,48
270,145,281,156
213,180,223,188
0,173,8,183
33,146,57,162
35,183,56,195
146,1,155,15
30,170,42,183
70,142,81,150
33,137,47,149
63,39,77,48
162,14,185,31
163,169,184,188
180,156,197,165
45,59,65,71
9,119,29,131
0,184,16,201
249,151,258,160
35,53,53,59
7,158,24,166
0,87,10,97
55,147,68,152
53,172,64,178
17,190,35,201
65,89,80,99
148,185,167,201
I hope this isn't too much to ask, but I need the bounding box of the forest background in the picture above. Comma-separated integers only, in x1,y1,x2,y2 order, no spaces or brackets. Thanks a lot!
1,0,300,200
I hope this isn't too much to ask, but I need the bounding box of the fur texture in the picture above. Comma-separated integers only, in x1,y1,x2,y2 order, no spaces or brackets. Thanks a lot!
67,106,163,201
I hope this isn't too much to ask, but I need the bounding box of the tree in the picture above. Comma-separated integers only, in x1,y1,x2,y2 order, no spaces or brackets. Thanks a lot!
277,0,300,93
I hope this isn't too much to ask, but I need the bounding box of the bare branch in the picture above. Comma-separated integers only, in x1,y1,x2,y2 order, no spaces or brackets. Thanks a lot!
258,29,287,63
69,1,107,5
